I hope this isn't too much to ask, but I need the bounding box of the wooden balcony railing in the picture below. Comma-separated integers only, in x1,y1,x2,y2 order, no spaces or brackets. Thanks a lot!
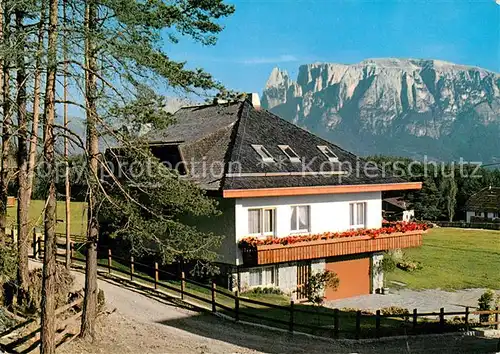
240,230,424,266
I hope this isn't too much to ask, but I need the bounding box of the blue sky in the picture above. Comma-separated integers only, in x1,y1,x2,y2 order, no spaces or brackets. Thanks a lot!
165,0,500,95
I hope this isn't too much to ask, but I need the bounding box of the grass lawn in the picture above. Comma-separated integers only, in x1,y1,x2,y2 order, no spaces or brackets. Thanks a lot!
7,199,87,236
387,227,500,290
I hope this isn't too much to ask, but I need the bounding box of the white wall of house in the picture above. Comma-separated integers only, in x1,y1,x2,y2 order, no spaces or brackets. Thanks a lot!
233,191,382,265
371,253,384,293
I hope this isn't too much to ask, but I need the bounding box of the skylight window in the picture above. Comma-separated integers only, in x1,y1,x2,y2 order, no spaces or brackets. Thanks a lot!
317,145,338,162
251,144,274,163
278,145,300,162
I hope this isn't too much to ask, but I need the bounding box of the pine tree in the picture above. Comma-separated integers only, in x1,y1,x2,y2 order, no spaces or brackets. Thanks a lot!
77,0,234,338
40,0,59,349
80,0,99,338
440,176,458,222
27,0,46,200
0,5,11,239
15,3,30,296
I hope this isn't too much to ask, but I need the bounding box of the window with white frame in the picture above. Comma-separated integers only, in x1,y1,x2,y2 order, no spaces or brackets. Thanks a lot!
493,212,499,218
349,202,366,228
251,144,274,163
317,145,339,162
290,205,310,233
248,266,277,287
278,145,300,163
248,208,275,236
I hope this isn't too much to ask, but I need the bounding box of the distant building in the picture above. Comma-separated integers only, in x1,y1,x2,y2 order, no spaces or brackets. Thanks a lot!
465,186,500,222
383,197,414,222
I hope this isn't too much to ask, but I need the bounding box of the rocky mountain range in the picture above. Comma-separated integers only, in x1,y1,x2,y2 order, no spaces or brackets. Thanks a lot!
261,59,500,163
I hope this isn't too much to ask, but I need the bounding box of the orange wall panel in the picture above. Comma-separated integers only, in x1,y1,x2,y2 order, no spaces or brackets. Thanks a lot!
325,257,370,300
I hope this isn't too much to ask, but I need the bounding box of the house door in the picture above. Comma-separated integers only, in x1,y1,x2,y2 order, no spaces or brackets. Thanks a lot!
325,257,370,300
296,261,311,301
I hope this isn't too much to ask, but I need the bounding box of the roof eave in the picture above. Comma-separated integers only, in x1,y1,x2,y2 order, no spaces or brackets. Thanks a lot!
222,182,422,198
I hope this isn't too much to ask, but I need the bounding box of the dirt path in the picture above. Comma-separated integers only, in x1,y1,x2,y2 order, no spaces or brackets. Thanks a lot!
55,270,499,354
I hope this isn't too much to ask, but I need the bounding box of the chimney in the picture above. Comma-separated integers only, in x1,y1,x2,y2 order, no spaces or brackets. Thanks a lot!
213,97,228,105
247,92,261,110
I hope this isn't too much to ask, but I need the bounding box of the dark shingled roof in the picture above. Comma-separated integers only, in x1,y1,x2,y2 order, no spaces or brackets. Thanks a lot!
147,103,241,143
383,197,409,210
465,187,500,212
148,99,406,191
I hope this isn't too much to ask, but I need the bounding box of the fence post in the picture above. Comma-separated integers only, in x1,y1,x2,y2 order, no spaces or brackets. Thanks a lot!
235,290,240,322
289,300,294,333
333,308,339,339
412,308,418,331
37,237,41,258
355,310,361,340
439,307,445,332
130,256,134,281
211,280,217,313
154,262,159,290
108,249,112,274
70,242,74,263
375,310,381,338
495,306,499,330
32,230,38,260
10,228,15,241
465,306,469,332
180,271,185,300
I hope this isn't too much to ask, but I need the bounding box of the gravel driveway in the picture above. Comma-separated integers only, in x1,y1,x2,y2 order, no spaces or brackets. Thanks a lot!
52,268,499,354
325,289,499,313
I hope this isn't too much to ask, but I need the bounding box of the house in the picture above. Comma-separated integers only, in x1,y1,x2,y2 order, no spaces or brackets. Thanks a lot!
146,94,424,300
465,186,500,222
382,197,414,222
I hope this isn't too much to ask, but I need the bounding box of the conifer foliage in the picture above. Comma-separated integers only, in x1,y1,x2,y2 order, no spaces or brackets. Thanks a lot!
0,0,234,351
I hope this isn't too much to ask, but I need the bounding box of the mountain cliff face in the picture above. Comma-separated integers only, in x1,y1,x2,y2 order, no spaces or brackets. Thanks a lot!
262,59,500,162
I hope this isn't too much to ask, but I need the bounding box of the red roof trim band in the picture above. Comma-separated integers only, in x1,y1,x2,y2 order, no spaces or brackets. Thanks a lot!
223,182,423,198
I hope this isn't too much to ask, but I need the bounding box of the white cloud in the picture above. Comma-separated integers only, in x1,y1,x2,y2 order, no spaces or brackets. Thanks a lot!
240,54,298,65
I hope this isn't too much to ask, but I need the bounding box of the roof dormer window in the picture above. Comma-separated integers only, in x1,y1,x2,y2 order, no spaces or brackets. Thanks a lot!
317,145,338,162
251,144,274,163
278,145,300,163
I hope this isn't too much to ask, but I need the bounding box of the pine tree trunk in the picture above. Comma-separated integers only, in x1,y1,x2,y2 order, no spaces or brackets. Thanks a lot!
15,9,29,294
26,1,46,201
80,0,99,339
40,0,59,350
0,8,10,240
0,3,3,243
63,0,71,270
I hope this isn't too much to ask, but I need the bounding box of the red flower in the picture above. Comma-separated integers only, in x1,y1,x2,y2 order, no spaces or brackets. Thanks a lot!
239,221,428,248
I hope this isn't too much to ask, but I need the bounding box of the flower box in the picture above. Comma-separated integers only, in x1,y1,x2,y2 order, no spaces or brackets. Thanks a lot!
240,228,426,266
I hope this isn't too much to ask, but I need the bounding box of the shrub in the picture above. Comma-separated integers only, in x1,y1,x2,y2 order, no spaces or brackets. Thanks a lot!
0,241,17,284
21,265,74,314
379,253,397,288
477,289,496,323
339,307,374,316
305,270,339,306
242,286,284,295
380,306,410,321
0,308,16,333
397,260,422,272
380,253,397,274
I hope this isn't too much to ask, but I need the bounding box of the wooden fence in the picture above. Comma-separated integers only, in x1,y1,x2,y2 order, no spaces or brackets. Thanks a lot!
0,297,83,353
31,236,500,340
